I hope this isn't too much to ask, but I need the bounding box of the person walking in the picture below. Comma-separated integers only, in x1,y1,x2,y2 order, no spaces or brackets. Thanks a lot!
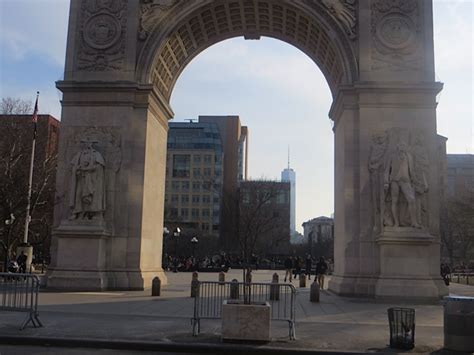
305,255,312,280
294,257,302,280
17,251,28,274
284,256,293,282
315,256,328,290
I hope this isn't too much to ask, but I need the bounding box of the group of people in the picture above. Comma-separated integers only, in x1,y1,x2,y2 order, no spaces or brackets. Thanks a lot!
6,251,28,274
284,255,328,289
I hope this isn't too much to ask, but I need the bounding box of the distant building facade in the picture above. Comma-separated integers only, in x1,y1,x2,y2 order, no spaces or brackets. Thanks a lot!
238,180,291,255
446,154,474,200
302,216,334,259
165,121,223,236
281,166,296,235
164,116,248,248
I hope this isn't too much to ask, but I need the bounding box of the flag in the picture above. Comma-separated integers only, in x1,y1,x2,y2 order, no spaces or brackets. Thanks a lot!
32,92,39,138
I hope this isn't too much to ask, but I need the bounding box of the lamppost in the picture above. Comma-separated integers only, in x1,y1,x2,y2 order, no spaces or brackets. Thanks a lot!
173,227,181,273
3,214,15,272
191,237,198,270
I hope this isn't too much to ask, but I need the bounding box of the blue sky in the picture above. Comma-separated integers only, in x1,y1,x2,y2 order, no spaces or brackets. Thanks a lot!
1,0,472,232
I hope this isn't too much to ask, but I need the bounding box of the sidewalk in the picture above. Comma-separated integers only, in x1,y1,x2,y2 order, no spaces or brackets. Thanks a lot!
0,270,472,354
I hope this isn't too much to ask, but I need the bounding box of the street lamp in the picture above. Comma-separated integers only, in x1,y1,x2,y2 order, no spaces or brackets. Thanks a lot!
173,227,181,273
191,237,198,270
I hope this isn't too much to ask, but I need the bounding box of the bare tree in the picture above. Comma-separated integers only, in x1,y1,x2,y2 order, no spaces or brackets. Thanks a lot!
1,97,32,115
440,196,474,266
0,112,57,270
237,181,290,289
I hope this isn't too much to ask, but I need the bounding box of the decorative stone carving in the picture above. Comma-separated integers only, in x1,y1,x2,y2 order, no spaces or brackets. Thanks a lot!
321,0,357,40
369,128,430,232
77,0,127,71
69,137,106,221
64,127,122,226
139,0,179,40
371,0,422,71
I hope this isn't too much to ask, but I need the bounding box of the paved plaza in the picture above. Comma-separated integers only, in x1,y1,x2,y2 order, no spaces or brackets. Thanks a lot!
0,270,473,354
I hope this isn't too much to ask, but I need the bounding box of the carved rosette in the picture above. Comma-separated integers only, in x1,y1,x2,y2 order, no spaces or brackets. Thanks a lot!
371,0,422,71
77,0,128,71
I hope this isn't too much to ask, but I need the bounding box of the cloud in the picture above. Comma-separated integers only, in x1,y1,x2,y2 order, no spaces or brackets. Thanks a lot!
0,0,70,67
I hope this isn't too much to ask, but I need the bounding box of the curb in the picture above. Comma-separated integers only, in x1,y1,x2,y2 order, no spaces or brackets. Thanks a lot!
0,335,367,354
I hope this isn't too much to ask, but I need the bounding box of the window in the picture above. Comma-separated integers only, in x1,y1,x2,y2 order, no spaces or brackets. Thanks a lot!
182,181,190,191
192,195,200,204
172,154,191,178
202,209,210,217
191,208,199,219
277,191,288,204
181,195,189,204
172,181,180,191
181,208,188,218
204,155,212,164
193,155,201,164
171,194,179,203
192,181,201,191
202,223,209,231
202,195,211,204
203,167,212,177
193,168,201,177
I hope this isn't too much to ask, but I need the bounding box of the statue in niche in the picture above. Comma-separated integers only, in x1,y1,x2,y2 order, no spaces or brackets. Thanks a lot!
368,132,388,232
411,134,429,227
69,137,106,221
383,141,421,228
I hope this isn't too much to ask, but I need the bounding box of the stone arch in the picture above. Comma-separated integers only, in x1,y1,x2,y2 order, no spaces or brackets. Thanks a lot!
48,0,448,301
136,0,358,100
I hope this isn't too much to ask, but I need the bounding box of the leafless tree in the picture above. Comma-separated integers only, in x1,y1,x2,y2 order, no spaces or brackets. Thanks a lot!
1,97,32,115
0,101,57,270
440,196,474,266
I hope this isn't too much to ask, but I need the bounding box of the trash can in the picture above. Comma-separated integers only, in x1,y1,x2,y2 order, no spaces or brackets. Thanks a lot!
387,307,415,349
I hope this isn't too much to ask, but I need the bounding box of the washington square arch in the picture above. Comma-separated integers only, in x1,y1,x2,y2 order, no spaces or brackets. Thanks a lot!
47,0,448,301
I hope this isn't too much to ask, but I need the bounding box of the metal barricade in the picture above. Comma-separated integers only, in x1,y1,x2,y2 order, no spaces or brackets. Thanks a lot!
0,273,43,330
191,281,296,340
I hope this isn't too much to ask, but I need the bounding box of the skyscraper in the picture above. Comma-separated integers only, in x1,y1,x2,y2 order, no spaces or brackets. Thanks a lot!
281,150,296,234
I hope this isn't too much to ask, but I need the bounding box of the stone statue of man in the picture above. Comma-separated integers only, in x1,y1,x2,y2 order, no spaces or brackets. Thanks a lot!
69,137,106,220
384,141,420,228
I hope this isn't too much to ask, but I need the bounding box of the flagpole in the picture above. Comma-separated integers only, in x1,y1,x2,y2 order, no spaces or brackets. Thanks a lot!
23,92,39,245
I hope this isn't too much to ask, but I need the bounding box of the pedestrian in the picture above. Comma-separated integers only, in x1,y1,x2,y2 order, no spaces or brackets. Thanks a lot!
17,251,27,274
294,257,302,280
284,256,293,282
305,255,312,280
315,256,328,290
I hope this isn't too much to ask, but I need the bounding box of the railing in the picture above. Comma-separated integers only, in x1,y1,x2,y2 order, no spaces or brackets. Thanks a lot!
451,272,474,285
191,281,296,340
0,273,43,329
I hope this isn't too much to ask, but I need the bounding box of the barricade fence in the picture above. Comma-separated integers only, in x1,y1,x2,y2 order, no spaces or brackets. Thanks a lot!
452,272,473,285
0,273,43,329
192,281,296,339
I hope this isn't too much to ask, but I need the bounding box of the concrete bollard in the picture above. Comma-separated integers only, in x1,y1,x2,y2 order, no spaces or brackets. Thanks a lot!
152,276,161,297
230,279,240,299
299,273,307,288
310,279,320,302
270,273,280,301
191,271,199,298
219,271,225,284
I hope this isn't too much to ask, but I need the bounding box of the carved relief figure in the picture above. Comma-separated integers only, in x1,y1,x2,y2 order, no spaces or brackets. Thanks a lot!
139,0,179,40
69,137,106,220
383,141,420,228
411,134,429,227
321,0,357,40
368,132,388,231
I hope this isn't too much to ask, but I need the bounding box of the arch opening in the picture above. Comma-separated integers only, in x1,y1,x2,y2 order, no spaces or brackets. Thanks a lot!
138,0,358,102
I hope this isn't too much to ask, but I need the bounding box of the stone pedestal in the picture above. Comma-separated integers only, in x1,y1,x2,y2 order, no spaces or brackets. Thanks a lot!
375,228,447,302
222,300,271,342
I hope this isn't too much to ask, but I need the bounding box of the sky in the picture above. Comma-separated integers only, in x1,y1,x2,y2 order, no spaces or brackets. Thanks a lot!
0,0,473,233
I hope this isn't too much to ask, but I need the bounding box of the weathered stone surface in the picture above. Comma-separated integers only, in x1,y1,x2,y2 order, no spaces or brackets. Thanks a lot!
222,301,271,342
